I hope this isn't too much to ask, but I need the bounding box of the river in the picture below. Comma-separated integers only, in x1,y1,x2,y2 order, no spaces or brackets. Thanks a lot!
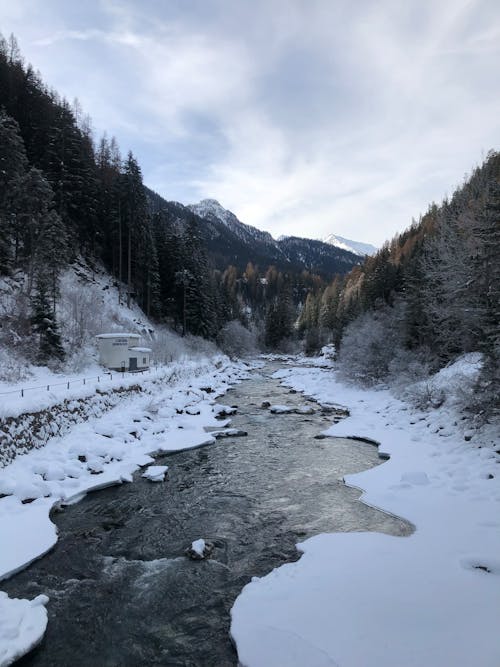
4,361,411,666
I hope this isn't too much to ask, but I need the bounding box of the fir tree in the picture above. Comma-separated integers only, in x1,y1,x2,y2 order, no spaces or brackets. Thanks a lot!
31,277,65,363
0,110,28,273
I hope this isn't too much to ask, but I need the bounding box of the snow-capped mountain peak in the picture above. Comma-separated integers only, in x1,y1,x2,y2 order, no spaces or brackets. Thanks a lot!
323,234,377,256
188,199,278,247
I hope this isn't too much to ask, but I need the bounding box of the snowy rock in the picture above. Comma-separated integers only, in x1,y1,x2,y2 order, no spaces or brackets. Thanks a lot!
142,465,168,482
269,405,294,414
213,404,237,418
186,538,213,560
210,429,248,439
294,406,315,415
269,405,315,415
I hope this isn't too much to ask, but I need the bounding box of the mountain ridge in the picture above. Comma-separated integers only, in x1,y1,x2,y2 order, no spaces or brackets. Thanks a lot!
147,191,361,277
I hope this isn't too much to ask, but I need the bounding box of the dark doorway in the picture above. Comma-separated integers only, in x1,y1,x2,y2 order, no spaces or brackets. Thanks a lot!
129,357,137,371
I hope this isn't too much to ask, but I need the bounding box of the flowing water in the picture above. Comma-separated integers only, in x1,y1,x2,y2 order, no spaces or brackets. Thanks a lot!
5,362,412,666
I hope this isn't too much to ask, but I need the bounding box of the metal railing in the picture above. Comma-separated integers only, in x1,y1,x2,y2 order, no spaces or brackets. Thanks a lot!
0,366,160,399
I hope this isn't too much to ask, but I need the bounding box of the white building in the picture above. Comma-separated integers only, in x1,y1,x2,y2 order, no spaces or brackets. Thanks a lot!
95,333,152,371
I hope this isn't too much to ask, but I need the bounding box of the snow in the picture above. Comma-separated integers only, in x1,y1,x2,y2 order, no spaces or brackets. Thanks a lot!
188,199,280,250
191,539,206,557
0,592,48,667
0,360,156,420
0,497,57,582
95,333,140,339
0,354,254,663
269,404,294,414
231,358,500,667
322,234,377,256
142,465,168,482
269,404,314,414
213,403,237,416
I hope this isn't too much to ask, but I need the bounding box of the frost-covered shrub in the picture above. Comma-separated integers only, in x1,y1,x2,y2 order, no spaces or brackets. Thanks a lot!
303,328,323,356
63,344,98,373
387,346,435,388
403,381,446,410
151,328,219,364
337,305,406,386
0,347,32,383
404,352,483,411
183,334,219,358
59,279,105,347
469,352,500,424
217,320,259,358
150,328,186,364
320,344,336,360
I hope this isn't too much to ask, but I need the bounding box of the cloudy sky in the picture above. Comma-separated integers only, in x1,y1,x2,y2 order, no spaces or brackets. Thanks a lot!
1,0,499,245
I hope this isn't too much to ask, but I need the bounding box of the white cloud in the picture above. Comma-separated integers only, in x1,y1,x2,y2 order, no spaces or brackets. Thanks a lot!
1,0,499,245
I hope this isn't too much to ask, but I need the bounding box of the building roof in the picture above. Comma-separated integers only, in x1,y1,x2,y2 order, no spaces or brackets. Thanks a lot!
95,333,141,339
129,346,152,353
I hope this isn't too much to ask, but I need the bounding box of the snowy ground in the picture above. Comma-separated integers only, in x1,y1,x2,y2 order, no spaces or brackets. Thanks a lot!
231,357,500,667
0,354,253,666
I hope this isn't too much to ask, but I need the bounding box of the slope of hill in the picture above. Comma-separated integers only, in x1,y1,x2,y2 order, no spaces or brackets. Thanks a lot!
278,235,360,275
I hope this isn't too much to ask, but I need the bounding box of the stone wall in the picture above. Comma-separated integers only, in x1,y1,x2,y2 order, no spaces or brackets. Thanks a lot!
0,384,143,467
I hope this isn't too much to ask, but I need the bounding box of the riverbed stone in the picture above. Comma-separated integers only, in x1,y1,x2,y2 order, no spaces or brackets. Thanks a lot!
186,540,214,560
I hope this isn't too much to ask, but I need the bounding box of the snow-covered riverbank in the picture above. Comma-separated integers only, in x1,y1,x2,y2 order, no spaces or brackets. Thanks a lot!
0,355,253,667
231,360,500,667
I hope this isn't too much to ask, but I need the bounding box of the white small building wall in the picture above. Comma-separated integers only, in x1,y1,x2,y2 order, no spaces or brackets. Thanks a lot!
96,333,152,371
129,346,151,370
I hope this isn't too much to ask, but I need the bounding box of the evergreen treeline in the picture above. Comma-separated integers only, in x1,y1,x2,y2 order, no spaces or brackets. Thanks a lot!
301,151,500,419
0,34,329,359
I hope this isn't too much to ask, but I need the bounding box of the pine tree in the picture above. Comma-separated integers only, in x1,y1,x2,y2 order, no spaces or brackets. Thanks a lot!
265,286,294,349
181,216,217,338
0,110,28,273
10,167,57,289
34,208,68,310
121,152,149,308
31,277,65,363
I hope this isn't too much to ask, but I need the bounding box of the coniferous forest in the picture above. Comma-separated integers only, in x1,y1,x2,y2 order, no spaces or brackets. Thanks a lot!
0,33,498,418
299,152,500,420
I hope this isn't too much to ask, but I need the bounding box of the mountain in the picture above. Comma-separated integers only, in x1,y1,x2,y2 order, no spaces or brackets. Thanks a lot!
189,199,278,249
323,234,377,256
278,235,360,275
146,191,361,278
187,198,361,277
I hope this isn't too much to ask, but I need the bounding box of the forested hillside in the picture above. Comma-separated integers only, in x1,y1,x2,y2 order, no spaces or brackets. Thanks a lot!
300,151,500,419
0,33,357,364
